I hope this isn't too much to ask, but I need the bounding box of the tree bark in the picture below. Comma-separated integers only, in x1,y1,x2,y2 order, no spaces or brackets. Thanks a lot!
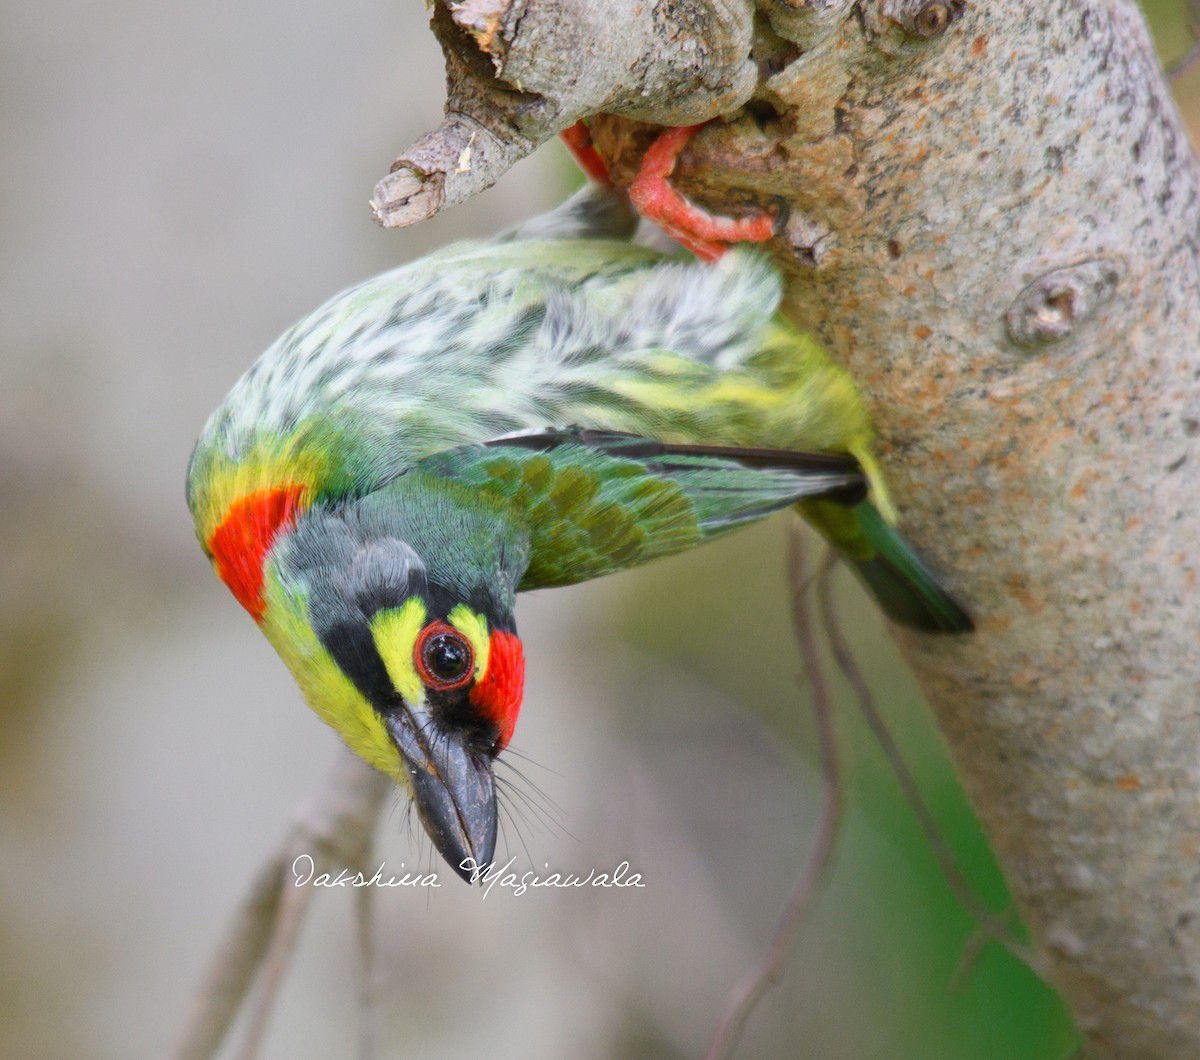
379,2,1200,1055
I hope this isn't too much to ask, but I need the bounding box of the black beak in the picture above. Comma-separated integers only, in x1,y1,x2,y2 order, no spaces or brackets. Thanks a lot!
385,708,497,884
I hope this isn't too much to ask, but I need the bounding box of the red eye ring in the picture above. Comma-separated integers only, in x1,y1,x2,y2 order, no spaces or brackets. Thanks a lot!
414,621,475,691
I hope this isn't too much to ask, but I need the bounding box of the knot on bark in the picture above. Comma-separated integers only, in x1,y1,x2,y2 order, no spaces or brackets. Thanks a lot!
1004,258,1126,348
862,0,968,56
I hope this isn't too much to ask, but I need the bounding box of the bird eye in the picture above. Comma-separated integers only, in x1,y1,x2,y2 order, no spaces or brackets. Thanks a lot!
415,621,475,690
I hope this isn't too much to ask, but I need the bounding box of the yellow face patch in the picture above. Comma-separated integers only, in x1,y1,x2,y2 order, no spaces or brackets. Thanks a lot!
372,599,490,694
371,597,429,705
257,579,500,789
257,565,404,782
446,603,490,680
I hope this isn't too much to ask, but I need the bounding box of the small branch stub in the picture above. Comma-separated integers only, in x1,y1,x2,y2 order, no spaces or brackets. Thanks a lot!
371,114,529,228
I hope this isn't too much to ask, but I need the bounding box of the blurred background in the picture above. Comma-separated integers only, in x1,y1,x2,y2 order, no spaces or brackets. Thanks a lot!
1,2,1195,1057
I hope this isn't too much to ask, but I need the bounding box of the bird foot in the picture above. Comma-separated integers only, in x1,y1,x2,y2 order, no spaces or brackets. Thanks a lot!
558,121,778,262
558,121,614,186
629,124,777,262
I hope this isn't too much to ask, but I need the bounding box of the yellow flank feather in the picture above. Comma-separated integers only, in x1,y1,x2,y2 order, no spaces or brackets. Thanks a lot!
258,563,406,783
447,603,490,680
371,599,429,706
849,444,897,524
698,375,792,412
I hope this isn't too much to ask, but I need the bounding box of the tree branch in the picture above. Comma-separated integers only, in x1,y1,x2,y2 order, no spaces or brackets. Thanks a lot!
389,2,1200,1055
704,527,845,1060
370,0,758,226
172,750,390,1060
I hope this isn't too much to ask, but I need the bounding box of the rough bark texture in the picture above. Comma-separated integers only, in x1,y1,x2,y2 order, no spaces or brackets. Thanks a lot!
383,2,1200,1055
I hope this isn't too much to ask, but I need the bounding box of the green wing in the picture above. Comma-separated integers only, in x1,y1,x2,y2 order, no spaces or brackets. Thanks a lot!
412,429,865,589
412,428,972,632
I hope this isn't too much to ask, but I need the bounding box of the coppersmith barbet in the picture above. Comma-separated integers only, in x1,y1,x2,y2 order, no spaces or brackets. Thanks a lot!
187,186,970,882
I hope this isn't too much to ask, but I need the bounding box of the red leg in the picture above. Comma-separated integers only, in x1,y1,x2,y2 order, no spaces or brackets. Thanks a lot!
629,124,776,261
558,121,613,186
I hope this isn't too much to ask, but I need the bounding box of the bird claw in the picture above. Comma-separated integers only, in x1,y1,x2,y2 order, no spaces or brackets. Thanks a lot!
559,120,779,262
629,124,777,261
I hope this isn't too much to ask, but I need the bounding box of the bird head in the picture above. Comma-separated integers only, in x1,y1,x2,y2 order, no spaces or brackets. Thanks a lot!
201,477,527,883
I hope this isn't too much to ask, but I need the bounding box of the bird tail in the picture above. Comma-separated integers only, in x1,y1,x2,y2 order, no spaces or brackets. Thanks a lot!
799,498,974,634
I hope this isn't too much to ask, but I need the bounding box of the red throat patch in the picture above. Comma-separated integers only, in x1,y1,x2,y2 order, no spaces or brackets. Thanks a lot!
470,629,525,751
208,485,307,621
